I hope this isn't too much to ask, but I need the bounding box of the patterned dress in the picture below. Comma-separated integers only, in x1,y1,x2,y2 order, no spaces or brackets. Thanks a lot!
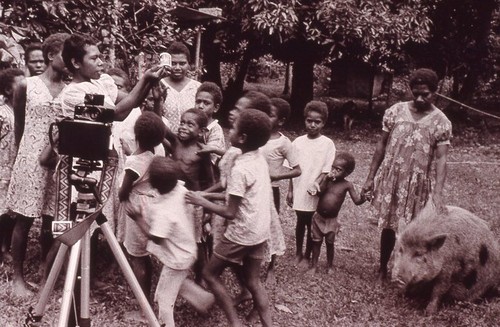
7,76,64,218
161,78,200,133
0,104,17,213
372,101,452,233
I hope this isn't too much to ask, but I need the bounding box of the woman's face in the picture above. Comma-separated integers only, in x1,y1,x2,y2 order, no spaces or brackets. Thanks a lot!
169,53,190,81
411,84,434,112
75,45,104,80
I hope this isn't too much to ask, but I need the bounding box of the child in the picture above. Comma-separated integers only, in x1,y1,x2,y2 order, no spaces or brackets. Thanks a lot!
170,108,215,282
0,68,25,263
307,152,366,274
139,156,214,326
119,111,166,309
287,100,336,267
186,109,273,327
194,81,226,165
259,97,301,283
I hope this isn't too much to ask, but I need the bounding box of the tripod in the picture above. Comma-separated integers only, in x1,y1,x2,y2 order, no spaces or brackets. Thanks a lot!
24,155,161,327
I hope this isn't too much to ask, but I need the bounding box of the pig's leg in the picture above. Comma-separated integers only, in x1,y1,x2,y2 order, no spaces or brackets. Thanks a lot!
425,276,452,315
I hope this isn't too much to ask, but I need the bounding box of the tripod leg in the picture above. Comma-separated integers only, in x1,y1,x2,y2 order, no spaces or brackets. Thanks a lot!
58,240,82,327
26,243,69,324
99,221,160,327
79,229,91,327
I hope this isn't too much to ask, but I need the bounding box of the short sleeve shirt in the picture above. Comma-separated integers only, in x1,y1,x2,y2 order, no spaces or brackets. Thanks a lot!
260,133,299,187
291,135,336,211
146,183,197,270
124,151,156,196
204,120,226,164
225,150,272,246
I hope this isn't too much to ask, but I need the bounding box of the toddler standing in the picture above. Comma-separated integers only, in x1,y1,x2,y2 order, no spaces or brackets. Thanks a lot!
287,100,336,267
307,152,366,274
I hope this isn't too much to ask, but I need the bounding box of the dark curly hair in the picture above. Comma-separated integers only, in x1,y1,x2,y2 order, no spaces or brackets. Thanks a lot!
42,33,70,65
335,151,356,176
236,109,271,150
0,68,24,97
167,41,191,63
304,100,328,122
182,108,208,129
24,42,43,64
106,67,131,91
270,97,291,120
149,156,180,194
62,33,98,73
409,68,439,92
196,81,223,105
241,90,272,115
134,112,166,149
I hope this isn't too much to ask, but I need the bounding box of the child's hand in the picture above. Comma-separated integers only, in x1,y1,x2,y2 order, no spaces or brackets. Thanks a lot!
186,191,204,206
203,222,212,234
196,144,215,155
286,191,293,207
307,182,321,196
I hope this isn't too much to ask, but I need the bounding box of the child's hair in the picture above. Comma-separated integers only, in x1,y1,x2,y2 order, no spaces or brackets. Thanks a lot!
270,97,291,120
24,42,43,63
167,41,191,62
196,81,223,105
106,67,131,91
134,112,166,149
304,100,328,122
149,157,180,194
0,68,24,96
182,108,208,129
335,152,356,175
236,109,272,150
409,68,439,92
62,33,98,73
43,33,70,65
241,90,272,115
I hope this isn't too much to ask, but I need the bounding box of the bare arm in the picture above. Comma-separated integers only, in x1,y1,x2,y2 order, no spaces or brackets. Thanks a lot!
118,170,138,202
347,182,366,205
12,79,27,146
186,192,241,220
286,178,293,207
362,131,390,194
432,144,449,210
271,165,301,182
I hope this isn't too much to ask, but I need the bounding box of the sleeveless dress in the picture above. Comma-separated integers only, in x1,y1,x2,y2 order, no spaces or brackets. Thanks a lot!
7,76,64,218
372,101,452,233
0,104,17,213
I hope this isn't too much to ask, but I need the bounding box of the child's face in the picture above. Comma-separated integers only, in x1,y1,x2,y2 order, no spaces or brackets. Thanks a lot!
305,110,325,137
269,105,282,131
330,158,348,179
228,97,251,126
195,91,218,118
142,92,155,112
178,112,202,142
228,118,243,148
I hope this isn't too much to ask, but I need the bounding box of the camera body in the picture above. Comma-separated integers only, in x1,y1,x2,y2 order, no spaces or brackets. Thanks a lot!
56,94,114,160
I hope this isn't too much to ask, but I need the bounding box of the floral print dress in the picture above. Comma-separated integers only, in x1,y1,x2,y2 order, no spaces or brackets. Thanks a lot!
372,101,452,233
0,104,17,213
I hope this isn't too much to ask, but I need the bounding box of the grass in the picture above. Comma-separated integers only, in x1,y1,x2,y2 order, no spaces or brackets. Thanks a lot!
1,124,500,327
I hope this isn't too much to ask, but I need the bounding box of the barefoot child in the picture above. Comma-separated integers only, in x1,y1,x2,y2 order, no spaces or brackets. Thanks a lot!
287,100,336,267
119,111,166,308
186,109,273,327
308,152,366,274
260,97,301,283
138,156,214,326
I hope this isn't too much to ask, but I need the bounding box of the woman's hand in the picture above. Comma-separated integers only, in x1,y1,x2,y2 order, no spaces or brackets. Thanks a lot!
286,191,293,207
144,65,170,81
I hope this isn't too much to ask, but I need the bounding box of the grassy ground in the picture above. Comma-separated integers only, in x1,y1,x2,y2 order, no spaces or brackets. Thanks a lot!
1,124,500,327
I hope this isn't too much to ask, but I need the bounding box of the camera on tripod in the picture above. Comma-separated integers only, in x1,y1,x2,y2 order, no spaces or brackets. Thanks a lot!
53,94,115,161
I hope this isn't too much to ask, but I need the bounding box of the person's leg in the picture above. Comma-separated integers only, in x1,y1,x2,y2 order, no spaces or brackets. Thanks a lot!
379,228,396,280
179,277,215,314
307,241,322,274
0,213,15,261
128,254,152,301
242,257,272,327
265,254,277,284
155,266,187,326
295,211,307,262
302,211,314,261
40,215,54,262
203,256,242,327
11,214,35,295
325,232,336,274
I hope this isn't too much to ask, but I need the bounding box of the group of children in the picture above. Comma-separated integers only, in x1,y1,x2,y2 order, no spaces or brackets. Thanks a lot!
114,76,369,326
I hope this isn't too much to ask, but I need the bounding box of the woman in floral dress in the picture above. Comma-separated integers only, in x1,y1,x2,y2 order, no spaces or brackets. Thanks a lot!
362,68,452,280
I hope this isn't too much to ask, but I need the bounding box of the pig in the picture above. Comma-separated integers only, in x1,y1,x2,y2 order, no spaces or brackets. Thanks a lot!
391,205,500,314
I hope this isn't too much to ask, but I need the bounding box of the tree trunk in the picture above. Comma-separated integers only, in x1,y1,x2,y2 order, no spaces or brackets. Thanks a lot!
201,26,222,86
290,58,314,124
283,62,291,95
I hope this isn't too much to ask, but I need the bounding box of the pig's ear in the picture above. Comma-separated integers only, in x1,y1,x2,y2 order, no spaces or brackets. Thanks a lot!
425,234,447,251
